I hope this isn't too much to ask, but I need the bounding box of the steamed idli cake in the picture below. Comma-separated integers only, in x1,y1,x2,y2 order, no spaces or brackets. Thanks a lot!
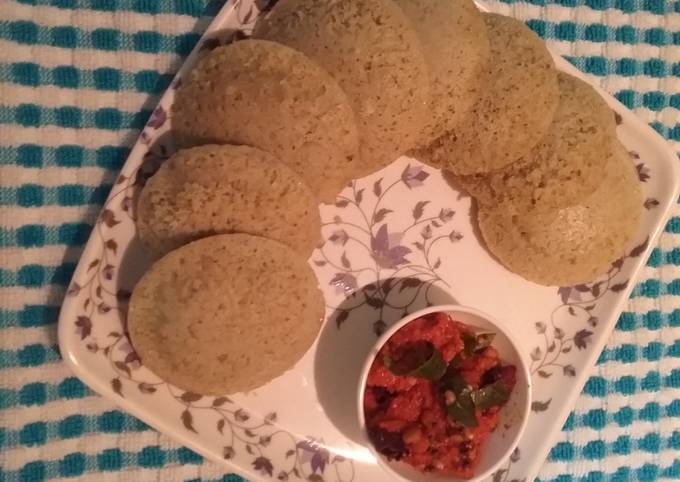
253,0,430,169
172,39,361,202
478,141,642,286
394,0,490,145
128,234,325,395
459,72,616,211
421,13,558,174
136,145,320,258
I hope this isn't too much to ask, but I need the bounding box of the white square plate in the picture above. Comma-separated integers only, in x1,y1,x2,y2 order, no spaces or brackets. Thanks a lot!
58,1,680,481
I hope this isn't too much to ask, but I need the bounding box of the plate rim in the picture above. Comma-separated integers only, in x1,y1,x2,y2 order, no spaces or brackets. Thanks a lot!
57,1,680,481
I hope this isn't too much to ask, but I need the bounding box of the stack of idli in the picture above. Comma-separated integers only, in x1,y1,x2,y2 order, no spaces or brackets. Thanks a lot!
125,0,644,396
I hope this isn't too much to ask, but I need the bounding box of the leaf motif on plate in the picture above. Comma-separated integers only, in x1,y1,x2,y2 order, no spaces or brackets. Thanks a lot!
591,282,602,297
510,447,521,462
100,209,120,228
373,208,393,223
535,321,547,334
114,361,131,377
181,392,202,403
138,382,156,394
340,251,351,269
146,105,167,129
399,277,422,292
644,198,659,210
111,378,123,397
334,199,349,208
328,230,349,246
223,446,235,459
401,164,429,189
538,370,552,378
334,310,349,329
373,178,383,196
181,410,197,433
563,365,576,377
103,264,115,280
67,282,81,296
530,347,542,361
629,236,649,257
557,286,571,304
439,208,455,222
212,396,231,407
329,273,357,295
355,188,364,204
265,412,277,424
574,330,593,350
610,281,628,293
421,224,433,240
75,316,91,340
531,399,552,412
234,408,250,422
413,200,429,220
217,419,225,434
492,469,507,482
364,292,384,309
449,230,463,242
636,163,650,182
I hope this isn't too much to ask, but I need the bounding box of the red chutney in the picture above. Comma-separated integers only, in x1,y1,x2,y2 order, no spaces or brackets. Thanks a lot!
364,312,517,479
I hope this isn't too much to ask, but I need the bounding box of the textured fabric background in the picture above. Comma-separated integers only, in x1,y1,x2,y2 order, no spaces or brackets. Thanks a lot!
0,0,678,481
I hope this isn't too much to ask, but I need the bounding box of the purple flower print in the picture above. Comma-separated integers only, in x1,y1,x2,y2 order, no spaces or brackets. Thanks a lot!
371,224,411,269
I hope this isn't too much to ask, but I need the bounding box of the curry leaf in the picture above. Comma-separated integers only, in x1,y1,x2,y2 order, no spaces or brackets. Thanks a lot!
471,381,510,410
384,341,446,380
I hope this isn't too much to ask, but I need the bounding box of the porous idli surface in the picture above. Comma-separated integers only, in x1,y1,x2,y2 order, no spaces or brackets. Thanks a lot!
460,72,616,211
253,0,430,169
136,144,320,258
478,141,642,286
172,39,361,202
128,234,325,395
395,0,490,145
421,13,558,174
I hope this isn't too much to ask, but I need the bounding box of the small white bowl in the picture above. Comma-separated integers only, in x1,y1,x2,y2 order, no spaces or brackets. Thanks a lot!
357,304,531,482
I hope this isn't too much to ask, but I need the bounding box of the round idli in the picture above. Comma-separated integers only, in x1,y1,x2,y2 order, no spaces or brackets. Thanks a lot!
394,0,490,145
477,141,643,286
172,39,361,202
420,13,558,174
459,72,616,211
253,0,430,170
136,144,321,258
128,234,325,395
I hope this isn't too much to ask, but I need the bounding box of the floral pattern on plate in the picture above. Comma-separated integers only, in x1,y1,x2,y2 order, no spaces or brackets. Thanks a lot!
58,1,680,481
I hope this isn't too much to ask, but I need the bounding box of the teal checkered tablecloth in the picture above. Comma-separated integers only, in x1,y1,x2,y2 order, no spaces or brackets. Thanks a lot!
0,1,678,481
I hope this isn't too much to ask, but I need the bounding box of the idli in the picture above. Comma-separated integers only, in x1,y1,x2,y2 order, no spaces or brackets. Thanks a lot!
172,39,361,202
460,72,616,211
136,144,321,258
128,234,325,395
394,0,490,144
253,0,430,170
478,141,643,286
421,13,558,174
